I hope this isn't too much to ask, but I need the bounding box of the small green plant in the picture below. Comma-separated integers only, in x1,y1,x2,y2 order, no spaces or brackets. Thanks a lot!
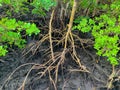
31,0,56,16
0,0,29,14
73,1,120,66
80,0,97,10
0,0,56,16
0,17,40,56
73,14,120,65
73,16,94,33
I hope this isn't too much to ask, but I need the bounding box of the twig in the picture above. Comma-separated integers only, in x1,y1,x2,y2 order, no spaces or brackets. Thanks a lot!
49,9,55,61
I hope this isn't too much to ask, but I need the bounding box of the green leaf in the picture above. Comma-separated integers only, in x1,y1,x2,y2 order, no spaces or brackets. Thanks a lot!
0,46,8,56
26,23,40,36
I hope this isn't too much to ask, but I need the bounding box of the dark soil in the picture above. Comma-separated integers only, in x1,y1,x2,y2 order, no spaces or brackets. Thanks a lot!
0,47,120,90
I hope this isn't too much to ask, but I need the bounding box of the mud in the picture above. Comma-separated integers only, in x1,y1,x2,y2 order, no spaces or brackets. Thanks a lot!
0,48,119,90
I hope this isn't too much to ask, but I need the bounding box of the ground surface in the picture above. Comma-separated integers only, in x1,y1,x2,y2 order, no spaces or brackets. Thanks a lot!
0,48,119,90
